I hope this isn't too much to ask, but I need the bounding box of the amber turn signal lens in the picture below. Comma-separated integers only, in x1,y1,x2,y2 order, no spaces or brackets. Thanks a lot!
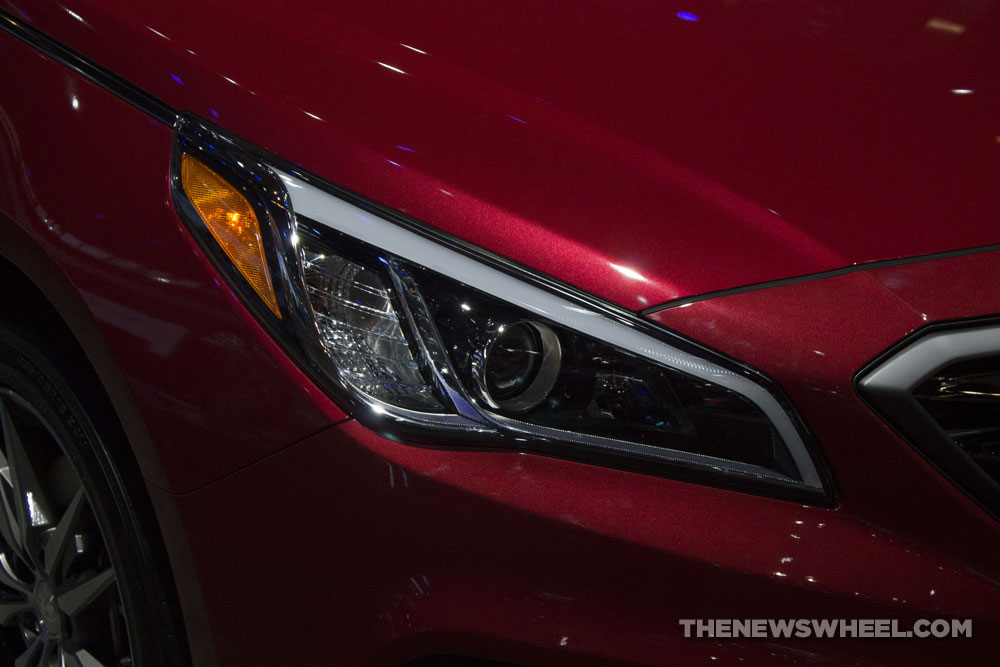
180,154,281,318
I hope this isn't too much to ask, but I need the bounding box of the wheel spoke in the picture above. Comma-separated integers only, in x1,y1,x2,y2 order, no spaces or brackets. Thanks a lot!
44,487,85,577
57,567,115,617
0,597,30,624
0,600,31,625
13,631,43,667
0,552,30,593
38,639,56,667
0,443,26,559
70,648,108,667
0,396,54,569
60,647,79,667
0,389,131,667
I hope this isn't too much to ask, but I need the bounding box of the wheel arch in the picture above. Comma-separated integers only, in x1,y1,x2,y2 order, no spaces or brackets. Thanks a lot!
0,211,170,487
0,212,195,665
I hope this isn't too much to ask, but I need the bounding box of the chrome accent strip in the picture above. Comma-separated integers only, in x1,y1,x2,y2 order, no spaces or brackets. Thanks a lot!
862,324,1000,393
0,12,176,125
859,321,1000,521
275,168,825,490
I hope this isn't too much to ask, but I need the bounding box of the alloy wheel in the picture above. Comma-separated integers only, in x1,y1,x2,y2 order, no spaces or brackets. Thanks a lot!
0,388,131,667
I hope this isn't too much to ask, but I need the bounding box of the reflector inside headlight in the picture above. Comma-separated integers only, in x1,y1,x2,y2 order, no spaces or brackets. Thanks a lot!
300,239,442,411
171,114,830,501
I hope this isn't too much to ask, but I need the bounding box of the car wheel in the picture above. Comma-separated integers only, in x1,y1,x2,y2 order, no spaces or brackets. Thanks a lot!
0,325,183,667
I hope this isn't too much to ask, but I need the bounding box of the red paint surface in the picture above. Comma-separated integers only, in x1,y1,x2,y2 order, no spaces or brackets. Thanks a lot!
0,29,347,492
6,0,1000,309
157,419,1000,666
650,255,1000,576
2,1,1000,665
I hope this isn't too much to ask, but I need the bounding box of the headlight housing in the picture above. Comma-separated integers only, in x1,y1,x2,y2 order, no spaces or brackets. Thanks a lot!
171,114,832,502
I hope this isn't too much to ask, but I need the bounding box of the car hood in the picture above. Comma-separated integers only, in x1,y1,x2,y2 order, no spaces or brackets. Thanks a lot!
12,0,1000,309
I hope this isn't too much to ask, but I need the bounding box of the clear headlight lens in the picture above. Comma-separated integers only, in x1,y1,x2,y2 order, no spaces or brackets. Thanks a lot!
171,115,830,501
300,240,442,411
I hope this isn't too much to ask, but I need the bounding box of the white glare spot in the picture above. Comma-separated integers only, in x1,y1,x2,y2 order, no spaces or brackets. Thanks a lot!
304,111,324,121
559,636,568,647
377,62,407,75
290,232,300,247
950,88,974,95
146,26,171,40
400,43,427,55
372,405,386,415
609,263,649,282
71,96,79,110
0,554,17,579
223,76,239,85
64,8,85,22
439,189,453,197
930,589,936,595
460,303,471,311
780,556,792,563
27,492,49,526
773,571,787,577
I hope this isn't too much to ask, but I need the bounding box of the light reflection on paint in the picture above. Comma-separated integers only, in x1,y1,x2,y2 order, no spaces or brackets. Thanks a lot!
377,62,407,75
609,263,649,282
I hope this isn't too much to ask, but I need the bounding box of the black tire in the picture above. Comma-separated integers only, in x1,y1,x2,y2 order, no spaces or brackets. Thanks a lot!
0,324,185,667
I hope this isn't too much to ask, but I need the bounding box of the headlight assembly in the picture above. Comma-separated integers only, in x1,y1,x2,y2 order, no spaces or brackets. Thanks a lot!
171,114,832,502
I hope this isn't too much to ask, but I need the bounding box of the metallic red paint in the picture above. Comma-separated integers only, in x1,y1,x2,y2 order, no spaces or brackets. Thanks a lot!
0,29,347,493
7,0,1000,310
1,1,999,666
650,257,1000,574
154,419,998,666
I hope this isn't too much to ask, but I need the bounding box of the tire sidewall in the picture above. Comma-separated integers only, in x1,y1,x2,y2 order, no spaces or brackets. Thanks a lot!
0,327,174,667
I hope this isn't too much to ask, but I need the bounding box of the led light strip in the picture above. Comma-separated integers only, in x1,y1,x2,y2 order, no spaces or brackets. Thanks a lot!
275,168,823,489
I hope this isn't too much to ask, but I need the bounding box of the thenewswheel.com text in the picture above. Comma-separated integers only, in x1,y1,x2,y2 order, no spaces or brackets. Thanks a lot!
679,618,972,639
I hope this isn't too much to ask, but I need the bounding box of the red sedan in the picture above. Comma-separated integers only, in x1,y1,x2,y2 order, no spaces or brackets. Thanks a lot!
0,1,997,665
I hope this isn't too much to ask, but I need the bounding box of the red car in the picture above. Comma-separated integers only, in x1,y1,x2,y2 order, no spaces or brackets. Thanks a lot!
0,1,998,665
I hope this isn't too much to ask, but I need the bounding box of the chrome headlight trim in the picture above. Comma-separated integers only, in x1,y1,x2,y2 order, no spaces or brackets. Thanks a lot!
276,168,824,490
171,113,834,503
